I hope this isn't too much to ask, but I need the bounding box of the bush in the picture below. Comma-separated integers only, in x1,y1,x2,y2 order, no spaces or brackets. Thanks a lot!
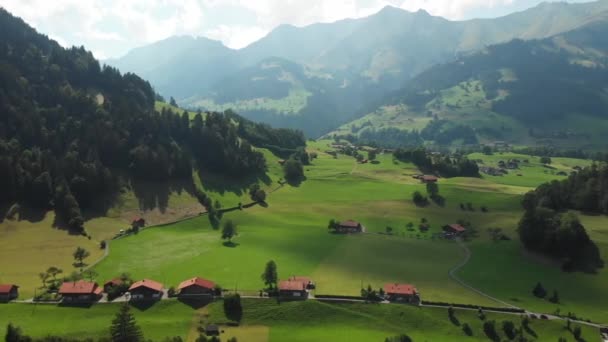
462,323,472,336
168,287,176,297
483,320,499,341
100,241,107,249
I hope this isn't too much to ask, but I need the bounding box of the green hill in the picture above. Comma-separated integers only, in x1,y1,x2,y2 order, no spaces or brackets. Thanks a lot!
331,17,608,150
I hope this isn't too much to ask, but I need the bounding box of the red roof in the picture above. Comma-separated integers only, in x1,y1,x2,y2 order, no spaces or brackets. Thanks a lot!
339,220,360,228
129,279,163,292
278,280,306,291
288,276,311,284
59,281,100,295
132,217,145,223
0,284,18,294
447,224,466,233
422,175,438,182
384,283,417,296
177,277,215,291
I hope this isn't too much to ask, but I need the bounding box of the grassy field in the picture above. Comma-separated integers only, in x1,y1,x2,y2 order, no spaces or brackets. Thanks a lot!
1,300,599,342
0,301,193,340
3,138,608,330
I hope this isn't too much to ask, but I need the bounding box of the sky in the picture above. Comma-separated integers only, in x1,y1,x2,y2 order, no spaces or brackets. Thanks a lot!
0,0,594,60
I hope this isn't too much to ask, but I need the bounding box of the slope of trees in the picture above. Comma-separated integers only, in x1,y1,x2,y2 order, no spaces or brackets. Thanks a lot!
0,9,302,232
517,165,607,272
393,148,479,178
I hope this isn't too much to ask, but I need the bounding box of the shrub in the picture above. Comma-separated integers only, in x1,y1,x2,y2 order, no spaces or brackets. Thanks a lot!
462,323,472,336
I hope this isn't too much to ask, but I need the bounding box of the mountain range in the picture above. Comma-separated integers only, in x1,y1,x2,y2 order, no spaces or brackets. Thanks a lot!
106,1,608,140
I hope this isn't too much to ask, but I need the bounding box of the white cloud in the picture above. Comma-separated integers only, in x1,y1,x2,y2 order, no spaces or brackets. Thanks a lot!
0,0,587,58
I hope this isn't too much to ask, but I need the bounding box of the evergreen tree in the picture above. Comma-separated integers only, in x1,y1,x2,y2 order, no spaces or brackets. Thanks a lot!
261,260,278,289
110,303,143,342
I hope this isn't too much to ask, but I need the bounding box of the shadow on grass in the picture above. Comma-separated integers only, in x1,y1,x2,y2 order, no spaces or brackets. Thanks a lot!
197,168,271,197
449,314,461,326
523,324,537,338
178,297,213,310
222,241,239,248
58,302,95,309
129,300,159,311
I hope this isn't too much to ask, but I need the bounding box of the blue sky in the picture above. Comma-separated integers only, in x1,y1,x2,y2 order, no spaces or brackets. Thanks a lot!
0,0,594,59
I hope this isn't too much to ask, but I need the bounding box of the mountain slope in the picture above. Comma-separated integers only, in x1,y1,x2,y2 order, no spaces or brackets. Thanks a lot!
107,1,608,137
331,17,608,149
0,8,304,231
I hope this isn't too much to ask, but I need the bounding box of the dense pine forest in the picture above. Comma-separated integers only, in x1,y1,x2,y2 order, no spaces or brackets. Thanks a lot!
0,8,304,232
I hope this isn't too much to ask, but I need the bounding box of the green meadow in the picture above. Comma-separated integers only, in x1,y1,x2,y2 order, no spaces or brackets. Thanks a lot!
0,300,599,342
2,139,608,335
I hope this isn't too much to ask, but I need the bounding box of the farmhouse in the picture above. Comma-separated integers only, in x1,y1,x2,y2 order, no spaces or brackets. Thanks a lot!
58,280,102,302
177,277,216,297
103,278,124,293
0,284,19,301
131,217,146,229
443,223,466,235
278,279,309,299
205,324,220,336
384,283,420,304
129,279,164,300
421,175,438,183
286,276,315,290
336,220,364,233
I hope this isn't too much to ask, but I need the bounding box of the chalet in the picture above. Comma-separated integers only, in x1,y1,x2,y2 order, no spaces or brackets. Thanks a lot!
0,284,19,301
103,278,124,293
278,280,308,299
384,283,420,304
421,175,438,183
131,217,146,229
286,276,315,290
443,223,466,235
128,279,164,300
58,280,102,302
205,324,220,336
336,220,364,233
177,277,216,297
277,159,286,165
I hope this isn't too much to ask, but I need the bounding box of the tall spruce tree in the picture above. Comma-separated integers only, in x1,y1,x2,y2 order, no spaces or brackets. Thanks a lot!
110,303,143,342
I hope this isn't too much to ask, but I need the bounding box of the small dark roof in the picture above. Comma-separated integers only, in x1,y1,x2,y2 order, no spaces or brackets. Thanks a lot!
205,324,219,333
132,217,145,223
0,284,18,293
447,224,466,232
339,220,360,228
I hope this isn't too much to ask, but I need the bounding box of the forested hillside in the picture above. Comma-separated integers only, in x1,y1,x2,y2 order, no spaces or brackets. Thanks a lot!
0,8,304,232
333,16,608,149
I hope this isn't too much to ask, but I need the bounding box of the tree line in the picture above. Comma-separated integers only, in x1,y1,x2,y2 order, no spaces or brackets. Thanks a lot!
393,148,479,178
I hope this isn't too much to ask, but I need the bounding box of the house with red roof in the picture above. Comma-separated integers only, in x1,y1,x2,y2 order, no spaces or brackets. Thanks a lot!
278,280,308,299
421,175,438,183
177,277,216,297
58,281,102,302
0,284,19,301
131,217,146,229
443,223,466,235
129,279,164,300
335,220,364,233
384,283,420,304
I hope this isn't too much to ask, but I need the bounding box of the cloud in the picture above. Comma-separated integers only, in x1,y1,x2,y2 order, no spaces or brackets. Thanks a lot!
0,0,586,58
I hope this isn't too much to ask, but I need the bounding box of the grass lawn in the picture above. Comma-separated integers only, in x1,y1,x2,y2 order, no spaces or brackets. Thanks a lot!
206,299,599,342
0,212,103,298
0,301,194,340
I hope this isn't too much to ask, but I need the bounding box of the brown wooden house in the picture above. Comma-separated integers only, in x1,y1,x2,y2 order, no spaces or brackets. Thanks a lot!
278,280,308,299
0,284,19,301
177,277,216,297
421,175,438,183
336,220,364,233
59,281,102,302
384,283,420,304
443,223,466,235
128,279,164,300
